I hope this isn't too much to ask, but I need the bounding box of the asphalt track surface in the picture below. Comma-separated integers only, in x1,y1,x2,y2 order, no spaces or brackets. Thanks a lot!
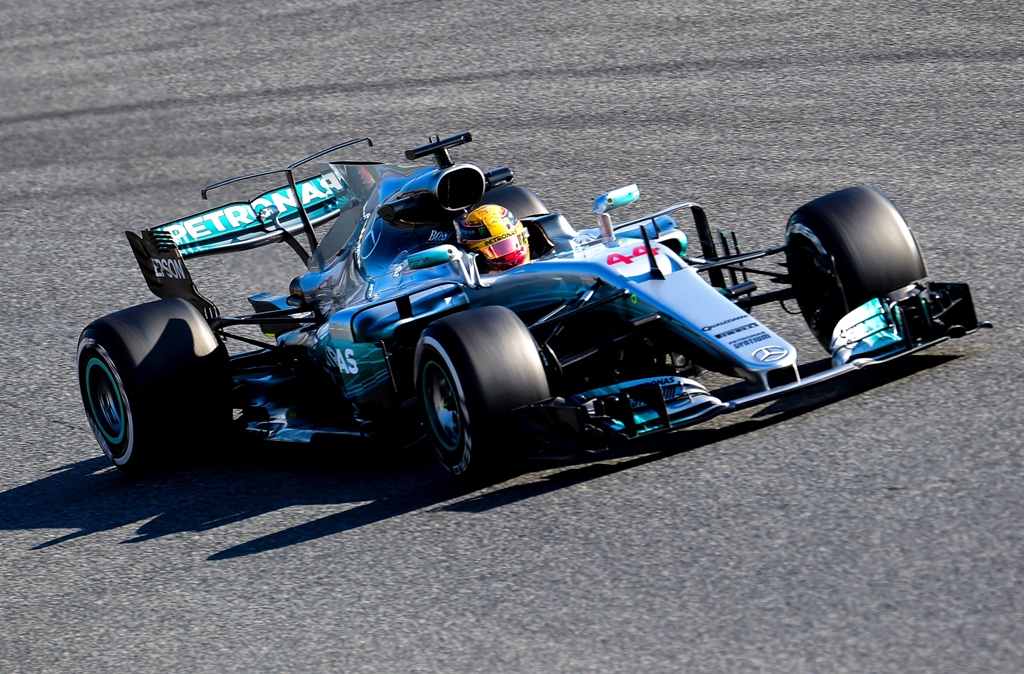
2,1,1022,671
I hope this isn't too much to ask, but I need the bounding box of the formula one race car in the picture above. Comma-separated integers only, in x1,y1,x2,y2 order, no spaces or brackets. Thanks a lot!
77,132,988,478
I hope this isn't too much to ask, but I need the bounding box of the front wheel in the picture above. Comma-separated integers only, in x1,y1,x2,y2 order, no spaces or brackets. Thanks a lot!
415,306,550,480
786,185,928,350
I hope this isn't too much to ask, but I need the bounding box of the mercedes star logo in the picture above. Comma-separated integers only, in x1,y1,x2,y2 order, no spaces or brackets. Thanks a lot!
753,345,789,362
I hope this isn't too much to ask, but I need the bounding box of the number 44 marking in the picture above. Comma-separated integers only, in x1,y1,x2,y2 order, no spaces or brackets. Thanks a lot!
607,245,659,266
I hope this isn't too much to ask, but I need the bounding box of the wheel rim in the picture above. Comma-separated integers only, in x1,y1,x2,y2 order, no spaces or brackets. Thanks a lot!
789,240,844,346
85,356,126,446
422,360,461,452
79,339,134,463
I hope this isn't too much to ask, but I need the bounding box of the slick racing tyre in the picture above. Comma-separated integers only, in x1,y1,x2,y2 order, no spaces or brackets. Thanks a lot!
478,185,549,220
785,185,928,350
77,298,230,472
415,306,550,480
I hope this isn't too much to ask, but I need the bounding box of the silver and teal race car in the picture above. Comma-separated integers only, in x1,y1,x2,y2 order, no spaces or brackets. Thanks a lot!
77,132,988,478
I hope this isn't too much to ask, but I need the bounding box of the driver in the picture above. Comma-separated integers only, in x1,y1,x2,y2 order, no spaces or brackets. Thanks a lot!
457,204,530,272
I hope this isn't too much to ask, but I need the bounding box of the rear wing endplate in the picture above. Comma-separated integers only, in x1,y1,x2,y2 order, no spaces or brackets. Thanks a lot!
126,229,219,318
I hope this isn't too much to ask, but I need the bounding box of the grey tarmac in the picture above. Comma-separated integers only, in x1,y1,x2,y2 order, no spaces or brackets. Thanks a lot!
1,1,1021,672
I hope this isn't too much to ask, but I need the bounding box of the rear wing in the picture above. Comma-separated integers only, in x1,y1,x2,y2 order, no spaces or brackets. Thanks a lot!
146,137,373,260
149,173,353,260
128,137,373,315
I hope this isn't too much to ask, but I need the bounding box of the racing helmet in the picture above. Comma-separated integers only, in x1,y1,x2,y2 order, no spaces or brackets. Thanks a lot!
457,205,529,271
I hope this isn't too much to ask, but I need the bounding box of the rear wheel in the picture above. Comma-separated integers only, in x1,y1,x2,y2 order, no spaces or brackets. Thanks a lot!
77,299,230,472
415,306,550,480
478,185,549,220
786,185,928,349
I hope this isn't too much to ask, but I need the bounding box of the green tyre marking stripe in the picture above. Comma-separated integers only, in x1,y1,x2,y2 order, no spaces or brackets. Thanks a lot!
85,357,126,445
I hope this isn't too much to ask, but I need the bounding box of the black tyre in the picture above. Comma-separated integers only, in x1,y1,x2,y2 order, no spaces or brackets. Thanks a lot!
77,298,230,472
415,306,550,479
786,185,928,349
478,185,549,219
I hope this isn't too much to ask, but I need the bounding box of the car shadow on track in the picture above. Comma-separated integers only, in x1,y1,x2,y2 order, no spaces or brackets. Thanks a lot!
437,354,959,513
0,440,469,560
0,354,956,560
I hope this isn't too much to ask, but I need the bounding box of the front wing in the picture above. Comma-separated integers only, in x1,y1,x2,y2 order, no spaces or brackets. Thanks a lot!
514,278,989,450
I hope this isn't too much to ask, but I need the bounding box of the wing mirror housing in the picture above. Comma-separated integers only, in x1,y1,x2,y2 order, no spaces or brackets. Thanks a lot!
407,244,461,270
592,184,640,241
593,184,640,214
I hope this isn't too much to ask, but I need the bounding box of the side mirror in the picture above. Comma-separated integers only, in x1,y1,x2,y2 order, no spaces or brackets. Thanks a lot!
593,184,640,214
407,244,461,270
592,184,640,241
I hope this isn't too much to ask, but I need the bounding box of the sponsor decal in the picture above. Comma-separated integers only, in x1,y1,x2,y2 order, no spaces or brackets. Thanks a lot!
426,229,450,243
335,347,359,375
467,228,517,252
607,245,660,266
729,331,772,349
158,174,343,246
752,345,789,362
153,257,186,280
714,322,757,339
702,315,748,332
629,377,689,403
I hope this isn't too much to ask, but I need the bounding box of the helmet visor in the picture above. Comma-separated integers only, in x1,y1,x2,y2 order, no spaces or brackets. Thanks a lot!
481,235,523,260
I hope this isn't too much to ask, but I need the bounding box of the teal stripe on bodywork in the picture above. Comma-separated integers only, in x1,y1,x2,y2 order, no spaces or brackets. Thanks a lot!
327,341,392,399
830,297,905,365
